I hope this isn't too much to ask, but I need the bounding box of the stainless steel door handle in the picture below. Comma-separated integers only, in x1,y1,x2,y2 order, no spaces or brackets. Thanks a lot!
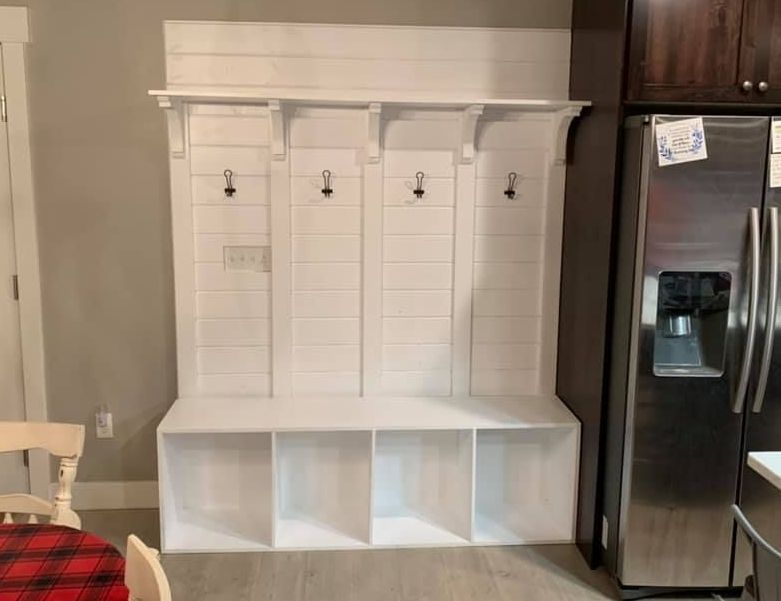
753,207,779,413
735,207,762,413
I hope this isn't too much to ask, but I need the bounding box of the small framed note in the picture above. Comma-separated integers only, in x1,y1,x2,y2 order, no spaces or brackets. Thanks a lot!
656,117,708,167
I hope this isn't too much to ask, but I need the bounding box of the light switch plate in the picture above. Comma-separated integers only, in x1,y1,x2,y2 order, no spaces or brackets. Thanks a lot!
601,515,609,549
224,246,271,273
96,410,114,439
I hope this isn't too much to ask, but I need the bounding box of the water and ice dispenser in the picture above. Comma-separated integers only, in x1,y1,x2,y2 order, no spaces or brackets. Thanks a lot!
653,271,732,376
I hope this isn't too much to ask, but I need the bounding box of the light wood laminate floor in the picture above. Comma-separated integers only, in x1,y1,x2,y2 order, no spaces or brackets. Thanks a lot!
80,510,723,601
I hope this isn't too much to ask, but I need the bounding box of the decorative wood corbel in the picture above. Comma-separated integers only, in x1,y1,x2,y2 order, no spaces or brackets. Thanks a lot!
366,102,382,164
551,107,584,166
156,96,186,158
459,104,484,164
268,100,286,160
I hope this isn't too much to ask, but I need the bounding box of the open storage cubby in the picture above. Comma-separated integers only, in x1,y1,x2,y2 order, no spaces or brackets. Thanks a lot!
159,432,273,552
372,430,473,545
275,431,372,549
474,428,578,544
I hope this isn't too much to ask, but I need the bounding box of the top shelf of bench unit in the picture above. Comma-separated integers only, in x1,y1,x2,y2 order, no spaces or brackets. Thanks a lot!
148,89,590,112
158,395,578,435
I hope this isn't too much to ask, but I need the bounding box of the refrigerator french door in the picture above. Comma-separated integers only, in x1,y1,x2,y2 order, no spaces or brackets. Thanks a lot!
603,115,778,591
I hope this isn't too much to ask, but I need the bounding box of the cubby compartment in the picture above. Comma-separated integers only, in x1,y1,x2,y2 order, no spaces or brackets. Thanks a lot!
474,428,577,544
275,431,372,548
372,430,473,546
159,432,273,551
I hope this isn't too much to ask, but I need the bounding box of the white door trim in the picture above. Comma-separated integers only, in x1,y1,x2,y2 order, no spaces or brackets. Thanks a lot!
1,7,49,498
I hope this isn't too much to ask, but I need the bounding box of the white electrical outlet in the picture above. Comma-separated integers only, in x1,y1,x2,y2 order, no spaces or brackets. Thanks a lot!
96,407,114,439
601,515,609,549
224,246,271,273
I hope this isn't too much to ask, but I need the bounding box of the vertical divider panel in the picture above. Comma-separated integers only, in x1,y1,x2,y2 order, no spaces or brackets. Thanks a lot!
170,104,198,395
452,162,477,396
368,429,377,545
270,430,278,548
468,428,477,542
538,110,577,394
270,116,292,396
362,161,384,396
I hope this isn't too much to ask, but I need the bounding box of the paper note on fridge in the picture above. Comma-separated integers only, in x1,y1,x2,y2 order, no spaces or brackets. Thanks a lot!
773,120,781,154
656,117,708,167
770,154,781,188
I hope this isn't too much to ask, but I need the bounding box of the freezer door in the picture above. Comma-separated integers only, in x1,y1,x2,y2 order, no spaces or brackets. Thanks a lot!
737,116,781,586
618,116,769,587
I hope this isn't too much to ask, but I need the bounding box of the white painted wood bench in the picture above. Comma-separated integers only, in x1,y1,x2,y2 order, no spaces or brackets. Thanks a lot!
157,395,579,552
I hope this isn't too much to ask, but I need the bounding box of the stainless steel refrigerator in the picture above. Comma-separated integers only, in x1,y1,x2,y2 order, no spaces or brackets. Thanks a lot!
603,114,781,595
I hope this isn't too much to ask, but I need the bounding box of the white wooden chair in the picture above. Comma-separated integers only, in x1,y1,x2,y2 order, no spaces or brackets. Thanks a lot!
125,535,172,601
0,421,85,528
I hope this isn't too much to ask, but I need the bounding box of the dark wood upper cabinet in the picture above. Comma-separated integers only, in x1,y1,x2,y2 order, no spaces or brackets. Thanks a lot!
626,0,781,104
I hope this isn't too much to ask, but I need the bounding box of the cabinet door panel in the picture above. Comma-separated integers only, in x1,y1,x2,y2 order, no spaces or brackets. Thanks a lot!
752,0,781,102
627,0,750,102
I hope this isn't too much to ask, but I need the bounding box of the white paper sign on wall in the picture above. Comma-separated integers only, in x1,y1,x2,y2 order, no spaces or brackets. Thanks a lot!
656,117,708,167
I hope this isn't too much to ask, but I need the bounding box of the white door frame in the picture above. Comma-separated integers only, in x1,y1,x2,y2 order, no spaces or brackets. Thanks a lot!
1,7,49,498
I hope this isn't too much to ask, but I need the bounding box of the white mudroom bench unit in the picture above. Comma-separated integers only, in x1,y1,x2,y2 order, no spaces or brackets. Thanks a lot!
153,20,588,553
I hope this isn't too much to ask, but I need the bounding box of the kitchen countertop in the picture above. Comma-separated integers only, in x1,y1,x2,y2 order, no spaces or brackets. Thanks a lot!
748,452,781,491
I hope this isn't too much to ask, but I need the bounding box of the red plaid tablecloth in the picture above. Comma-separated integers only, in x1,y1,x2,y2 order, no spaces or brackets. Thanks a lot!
0,523,129,601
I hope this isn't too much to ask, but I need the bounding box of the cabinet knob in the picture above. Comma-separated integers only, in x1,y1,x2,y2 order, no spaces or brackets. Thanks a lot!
759,81,770,93
742,80,755,92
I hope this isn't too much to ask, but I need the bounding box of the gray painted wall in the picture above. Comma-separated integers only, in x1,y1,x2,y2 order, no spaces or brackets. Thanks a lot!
7,0,571,483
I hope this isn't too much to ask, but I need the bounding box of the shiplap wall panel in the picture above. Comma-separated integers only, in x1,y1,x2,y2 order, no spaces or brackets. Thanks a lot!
188,106,273,395
163,22,573,399
290,109,364,396
192,175,269,205
196,291,270,318
167,55,568,98
165,22,570,63
291,236,361,262
470,118,553,396
197,347,271,374
379,117,458,397
190,146,270,175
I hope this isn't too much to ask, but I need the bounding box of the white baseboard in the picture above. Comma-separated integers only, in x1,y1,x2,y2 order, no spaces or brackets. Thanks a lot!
49,480,159,510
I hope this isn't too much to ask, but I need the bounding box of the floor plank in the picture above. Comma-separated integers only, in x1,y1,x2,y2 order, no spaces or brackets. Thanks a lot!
78,509,724,601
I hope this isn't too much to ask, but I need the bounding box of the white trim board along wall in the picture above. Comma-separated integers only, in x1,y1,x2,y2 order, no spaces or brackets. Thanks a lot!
152,21,587,547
